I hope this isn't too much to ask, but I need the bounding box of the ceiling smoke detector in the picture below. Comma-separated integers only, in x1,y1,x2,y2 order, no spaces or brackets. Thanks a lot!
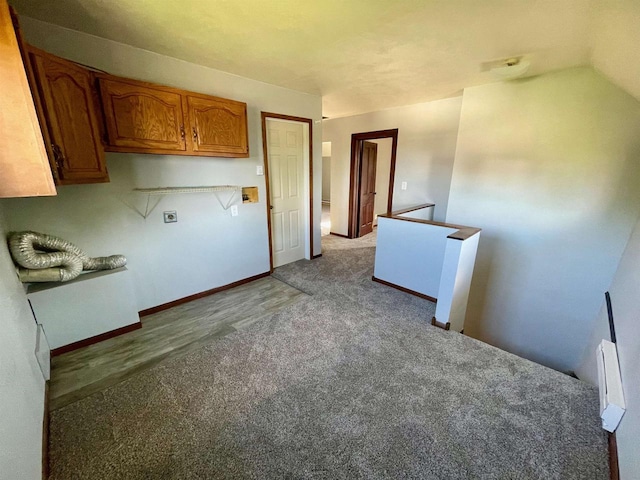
488,57,531,79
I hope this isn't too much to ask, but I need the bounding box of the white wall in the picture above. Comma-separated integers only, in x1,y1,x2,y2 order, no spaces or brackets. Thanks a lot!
446,67,640,372
0,204,45,479
4,17,322,311
322,97,462,234
592,0,640,104
322,156,331,203
371,138,392,219
576,213,640,480
27,268,139,349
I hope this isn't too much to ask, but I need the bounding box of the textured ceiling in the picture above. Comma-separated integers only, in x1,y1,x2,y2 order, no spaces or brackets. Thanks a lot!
10,0,598,118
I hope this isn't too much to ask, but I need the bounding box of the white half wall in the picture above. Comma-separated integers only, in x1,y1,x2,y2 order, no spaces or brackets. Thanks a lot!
0,204,45,479
398,207,434,221
374,217,456,298
435,233,480,332
4,17,322,311
576,213,640,480
323,96,463,234
446,67,640,372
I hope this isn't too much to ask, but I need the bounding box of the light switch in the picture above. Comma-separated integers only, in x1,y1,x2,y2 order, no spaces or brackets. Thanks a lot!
257,165,264,176
401,181,407,190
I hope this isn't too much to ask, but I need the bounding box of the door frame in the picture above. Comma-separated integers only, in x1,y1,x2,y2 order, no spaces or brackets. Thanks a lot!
261,112,314,272
348,129,398,238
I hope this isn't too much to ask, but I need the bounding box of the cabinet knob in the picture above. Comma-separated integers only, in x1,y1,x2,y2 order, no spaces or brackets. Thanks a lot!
192,127,198,141
180,125,185,140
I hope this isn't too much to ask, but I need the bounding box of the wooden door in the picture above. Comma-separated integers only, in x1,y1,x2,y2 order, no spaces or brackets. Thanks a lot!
98,76,186,153
186,95,248,157
358,141,377,236
267,119,305,267
30,49,108,184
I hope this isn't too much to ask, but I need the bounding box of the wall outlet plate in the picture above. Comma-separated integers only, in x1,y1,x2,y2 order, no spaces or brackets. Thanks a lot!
401,181,408,190
230,205,239,217
163,211,177,223
257,165,264,175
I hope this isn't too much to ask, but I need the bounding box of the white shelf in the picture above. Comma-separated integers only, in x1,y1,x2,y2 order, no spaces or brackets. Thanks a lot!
133,185,240,195
129,185,242,218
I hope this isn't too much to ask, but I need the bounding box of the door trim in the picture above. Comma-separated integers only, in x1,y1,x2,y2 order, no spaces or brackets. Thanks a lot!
348,129,398,238
261,112,314,272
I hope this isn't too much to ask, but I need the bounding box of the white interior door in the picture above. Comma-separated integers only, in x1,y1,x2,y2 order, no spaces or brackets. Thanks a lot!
267,119,305,268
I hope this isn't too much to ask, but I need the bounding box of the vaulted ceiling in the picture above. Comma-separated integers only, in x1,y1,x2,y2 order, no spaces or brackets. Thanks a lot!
9,0,640,118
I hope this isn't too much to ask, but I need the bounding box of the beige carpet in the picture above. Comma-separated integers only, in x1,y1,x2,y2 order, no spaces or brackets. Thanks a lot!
48,232,608,479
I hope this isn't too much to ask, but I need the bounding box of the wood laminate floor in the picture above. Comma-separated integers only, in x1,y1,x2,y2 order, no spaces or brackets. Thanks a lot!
50,276,308,411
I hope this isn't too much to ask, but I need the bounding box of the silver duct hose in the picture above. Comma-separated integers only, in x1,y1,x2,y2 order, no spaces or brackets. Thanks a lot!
8,231,127,282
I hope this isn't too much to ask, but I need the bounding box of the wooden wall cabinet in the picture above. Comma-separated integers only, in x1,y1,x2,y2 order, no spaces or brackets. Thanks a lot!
28,48,109,184
98,77,186,153
98,75,249,158
0,0,56,198
185,95,249,156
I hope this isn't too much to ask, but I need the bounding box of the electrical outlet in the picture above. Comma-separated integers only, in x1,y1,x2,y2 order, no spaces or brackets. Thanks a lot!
230,205,239,217
401,181,407,190
163,211,178,223
256,165,264,176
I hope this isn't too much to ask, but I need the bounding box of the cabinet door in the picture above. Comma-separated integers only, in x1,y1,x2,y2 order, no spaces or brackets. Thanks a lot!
99,77,186,153
0,1,56,197
186,95,249,157
30,49,108,184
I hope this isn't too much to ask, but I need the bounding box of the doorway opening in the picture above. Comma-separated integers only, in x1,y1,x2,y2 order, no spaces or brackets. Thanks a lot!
261,112,313,271
348,129,398,238
321,141,331,236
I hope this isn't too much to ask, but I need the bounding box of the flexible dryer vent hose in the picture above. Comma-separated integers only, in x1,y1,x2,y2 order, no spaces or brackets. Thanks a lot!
8,231,126,282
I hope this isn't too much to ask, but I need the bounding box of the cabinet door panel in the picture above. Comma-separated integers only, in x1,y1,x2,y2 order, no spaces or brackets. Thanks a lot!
186,95,248,157
0,0,56,197
31,51,108,184
99,78,186,152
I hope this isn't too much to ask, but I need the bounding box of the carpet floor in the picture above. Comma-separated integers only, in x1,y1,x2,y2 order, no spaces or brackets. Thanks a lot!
48,233,609,479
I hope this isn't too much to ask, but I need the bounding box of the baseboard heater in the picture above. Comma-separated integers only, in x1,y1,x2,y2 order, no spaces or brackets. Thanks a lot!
597,339,625,432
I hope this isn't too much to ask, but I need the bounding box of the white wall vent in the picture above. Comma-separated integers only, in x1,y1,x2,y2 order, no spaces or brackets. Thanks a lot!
596,339,625,432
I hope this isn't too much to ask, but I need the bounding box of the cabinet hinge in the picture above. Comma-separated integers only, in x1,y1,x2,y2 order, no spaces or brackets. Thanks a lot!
51,143,65,172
